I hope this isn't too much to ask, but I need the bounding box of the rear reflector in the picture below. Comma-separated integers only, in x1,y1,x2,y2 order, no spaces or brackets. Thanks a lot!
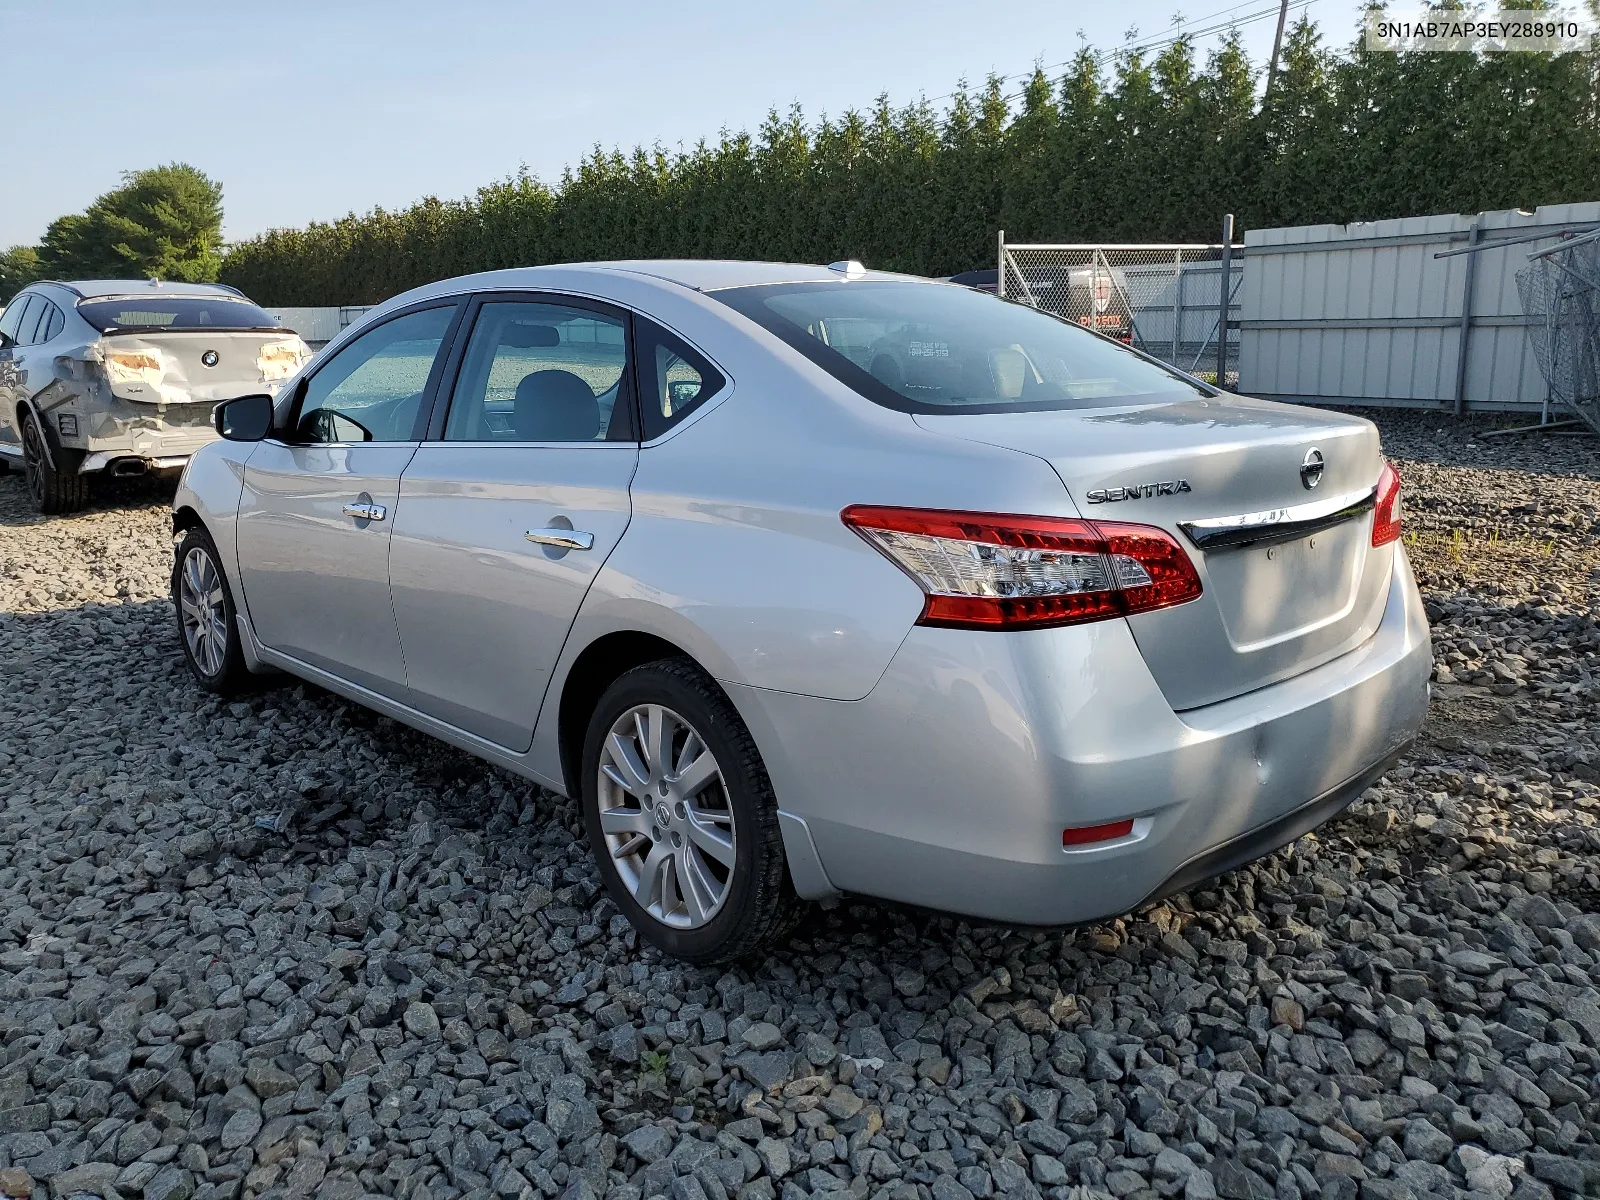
1063,819,1135,846
840,506,1203,630
1371,461,1402,547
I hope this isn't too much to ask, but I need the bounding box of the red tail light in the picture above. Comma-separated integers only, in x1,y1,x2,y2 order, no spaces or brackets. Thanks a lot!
1371,461,1402,547
840,506,1203,630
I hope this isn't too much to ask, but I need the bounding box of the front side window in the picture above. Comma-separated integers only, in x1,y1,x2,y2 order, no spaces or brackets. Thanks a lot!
1,295,35,343
443,300,631,442
711,280,1208,415
294,306,456,443
77,295,281,334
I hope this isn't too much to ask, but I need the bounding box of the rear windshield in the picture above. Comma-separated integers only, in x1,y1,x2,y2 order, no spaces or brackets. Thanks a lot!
711,280,1208,414
78,296,282,334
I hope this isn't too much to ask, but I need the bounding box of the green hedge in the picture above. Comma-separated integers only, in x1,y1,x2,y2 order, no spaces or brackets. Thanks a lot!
222,21,1600,305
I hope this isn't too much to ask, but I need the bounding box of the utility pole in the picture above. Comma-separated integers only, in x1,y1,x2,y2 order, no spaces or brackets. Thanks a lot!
1265,0,1290,98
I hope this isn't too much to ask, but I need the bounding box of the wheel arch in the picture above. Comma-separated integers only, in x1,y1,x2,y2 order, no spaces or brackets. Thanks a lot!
172,503,206,538
556,630,693,799
15,398,57,470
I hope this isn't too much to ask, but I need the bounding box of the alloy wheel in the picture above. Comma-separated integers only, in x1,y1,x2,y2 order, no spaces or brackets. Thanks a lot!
179,547,229,677
20,416,45,507
597,703,736,929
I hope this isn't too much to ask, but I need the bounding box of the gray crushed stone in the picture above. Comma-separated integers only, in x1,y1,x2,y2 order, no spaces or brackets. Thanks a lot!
0,412,1596,1200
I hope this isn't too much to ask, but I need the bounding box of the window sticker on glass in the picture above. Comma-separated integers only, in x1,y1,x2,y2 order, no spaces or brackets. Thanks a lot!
907,341,949,358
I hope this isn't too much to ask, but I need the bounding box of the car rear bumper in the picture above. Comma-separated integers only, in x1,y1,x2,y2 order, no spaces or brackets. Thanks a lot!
79,425,217,474
731,543,1431,924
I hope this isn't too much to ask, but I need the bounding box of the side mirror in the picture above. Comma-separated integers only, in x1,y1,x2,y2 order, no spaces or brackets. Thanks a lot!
668,379,703,407
214,393,274,441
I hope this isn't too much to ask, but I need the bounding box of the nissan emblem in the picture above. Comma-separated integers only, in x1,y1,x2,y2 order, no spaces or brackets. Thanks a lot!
1300,447,1325,490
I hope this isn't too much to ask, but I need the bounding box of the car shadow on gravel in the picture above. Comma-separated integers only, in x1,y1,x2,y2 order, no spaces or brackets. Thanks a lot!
0,467,177,525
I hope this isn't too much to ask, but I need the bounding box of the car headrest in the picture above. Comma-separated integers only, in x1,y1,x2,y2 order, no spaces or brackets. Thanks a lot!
988,348,1029,399
513,370,600,441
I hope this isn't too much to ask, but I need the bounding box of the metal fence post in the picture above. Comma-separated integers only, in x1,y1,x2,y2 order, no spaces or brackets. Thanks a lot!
1218,215,1234,389
997,229,1006,300
1453,221,1482,417
1173,249,1184,364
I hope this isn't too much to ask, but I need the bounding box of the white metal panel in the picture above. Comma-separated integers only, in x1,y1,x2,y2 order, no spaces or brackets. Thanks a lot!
1238,202,1600,411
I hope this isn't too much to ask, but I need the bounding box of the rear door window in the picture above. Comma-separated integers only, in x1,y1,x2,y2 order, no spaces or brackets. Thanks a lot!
442,299,634,442
22,300,51,345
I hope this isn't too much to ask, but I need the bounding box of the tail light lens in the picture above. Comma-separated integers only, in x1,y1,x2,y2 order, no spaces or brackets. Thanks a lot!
1371,461,1402,547
841,505,1203,630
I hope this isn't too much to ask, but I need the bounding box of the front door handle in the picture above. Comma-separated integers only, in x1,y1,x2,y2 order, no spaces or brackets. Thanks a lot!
342,502,387,522
525,527,594,551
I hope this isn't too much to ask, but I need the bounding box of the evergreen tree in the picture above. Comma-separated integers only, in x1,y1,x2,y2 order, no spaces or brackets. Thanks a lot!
218,17,1600,305
40,164,224,282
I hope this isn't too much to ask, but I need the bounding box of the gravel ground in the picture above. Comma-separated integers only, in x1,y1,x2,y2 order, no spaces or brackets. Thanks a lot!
0,412,1597,1200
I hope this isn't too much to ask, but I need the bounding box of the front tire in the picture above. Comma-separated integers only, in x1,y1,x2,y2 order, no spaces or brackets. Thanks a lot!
20,410,89,514
581,658,800,963
172,528,251,696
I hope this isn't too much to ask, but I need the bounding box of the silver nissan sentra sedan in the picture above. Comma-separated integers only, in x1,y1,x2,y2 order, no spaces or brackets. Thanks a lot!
172,260,1431,962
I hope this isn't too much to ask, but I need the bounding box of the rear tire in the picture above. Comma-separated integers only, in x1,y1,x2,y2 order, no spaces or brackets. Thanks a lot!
20,410,89,514
172,527,251,696
581,657,801,963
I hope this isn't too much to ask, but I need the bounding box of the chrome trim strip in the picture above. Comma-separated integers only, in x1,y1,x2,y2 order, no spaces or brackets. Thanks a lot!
1179,486,1376,550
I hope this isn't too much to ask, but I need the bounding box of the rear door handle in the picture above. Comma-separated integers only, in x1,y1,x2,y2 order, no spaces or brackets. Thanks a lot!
525,527,594,551
342,502,387,521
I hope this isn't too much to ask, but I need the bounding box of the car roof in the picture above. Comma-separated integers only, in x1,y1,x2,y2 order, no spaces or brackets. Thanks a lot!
54,280,248,300
348,259,958,337
588,260,924,291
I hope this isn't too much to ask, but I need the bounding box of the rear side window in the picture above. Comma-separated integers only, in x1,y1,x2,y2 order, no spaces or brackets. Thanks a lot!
37,301,64,344
710,280,1207,415
77,296,281,333
634,319,725,439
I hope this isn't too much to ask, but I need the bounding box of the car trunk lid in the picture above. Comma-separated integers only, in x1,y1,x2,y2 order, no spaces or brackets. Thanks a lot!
97,330,308,406
914,392,1393,709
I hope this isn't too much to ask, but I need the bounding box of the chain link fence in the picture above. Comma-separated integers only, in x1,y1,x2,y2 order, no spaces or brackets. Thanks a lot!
1518,229,1600,434
998,240,1243,385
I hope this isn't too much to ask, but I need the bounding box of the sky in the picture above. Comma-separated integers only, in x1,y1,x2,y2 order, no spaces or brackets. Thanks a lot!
0,0,1369,250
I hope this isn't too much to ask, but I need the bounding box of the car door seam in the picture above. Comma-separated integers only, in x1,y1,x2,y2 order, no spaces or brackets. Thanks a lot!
523,449,642,752
386,443,424,687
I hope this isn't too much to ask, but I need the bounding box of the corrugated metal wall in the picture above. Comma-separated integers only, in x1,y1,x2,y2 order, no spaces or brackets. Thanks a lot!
1238,202,1600,412
266,306,374,348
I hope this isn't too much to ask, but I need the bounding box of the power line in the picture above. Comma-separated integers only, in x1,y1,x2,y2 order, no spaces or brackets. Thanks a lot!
914,0,1319,110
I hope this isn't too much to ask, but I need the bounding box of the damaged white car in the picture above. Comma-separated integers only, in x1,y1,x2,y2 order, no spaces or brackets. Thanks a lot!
0,279,309,512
